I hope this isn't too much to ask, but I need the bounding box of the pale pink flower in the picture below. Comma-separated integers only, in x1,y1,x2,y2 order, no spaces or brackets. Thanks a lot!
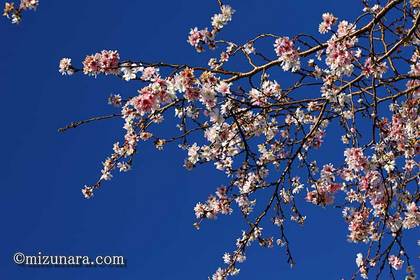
82,50,120,76
388,255,404,270
211,5,234,30
83,53,102,76
344,147,367,172
319,12,337,34
59,58,74,75
81,186,94,199
99,50,120,74
345,208,374,242
131,88,158,115
188,28,214,52
20,0,38,10
141,67,159,81
274,37,300,72
362,57,387,78
216,81,231,95
336,20,356,37
326,40,354,76
403,202,420,229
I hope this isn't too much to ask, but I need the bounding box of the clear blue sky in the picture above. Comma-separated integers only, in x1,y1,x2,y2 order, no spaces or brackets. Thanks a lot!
0,1,416,279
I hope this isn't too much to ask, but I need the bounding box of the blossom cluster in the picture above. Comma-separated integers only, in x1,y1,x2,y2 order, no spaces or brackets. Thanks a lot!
188,28,215,52
305,164,341,205
59,58,74,76
325,20,359,77
362,57,387,78
212,227,264,279
3,0,38,24
318,12,337,34
188,5,234,52
194,186,232,222
274,37,301,72
211,5,234,30
131,74,174,115
83,50,120,76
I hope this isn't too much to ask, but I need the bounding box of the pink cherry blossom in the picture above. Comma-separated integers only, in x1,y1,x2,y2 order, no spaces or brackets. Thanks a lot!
319,12,337,34
274,37,300,72
388,255,404,270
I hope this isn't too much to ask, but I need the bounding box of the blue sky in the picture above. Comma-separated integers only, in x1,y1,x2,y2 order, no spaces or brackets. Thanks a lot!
0,1,417,279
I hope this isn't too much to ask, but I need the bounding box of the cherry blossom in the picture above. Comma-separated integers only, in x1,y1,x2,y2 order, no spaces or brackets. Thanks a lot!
274,37,300,72
319,12,337,34
362,57,387,78
82,50,120,76
3,0,38,23
388,255,404,270
59,58,74,76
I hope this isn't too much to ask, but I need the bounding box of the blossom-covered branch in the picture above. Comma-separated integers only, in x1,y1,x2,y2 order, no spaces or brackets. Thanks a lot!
3,0,38,24
58,0,419,279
